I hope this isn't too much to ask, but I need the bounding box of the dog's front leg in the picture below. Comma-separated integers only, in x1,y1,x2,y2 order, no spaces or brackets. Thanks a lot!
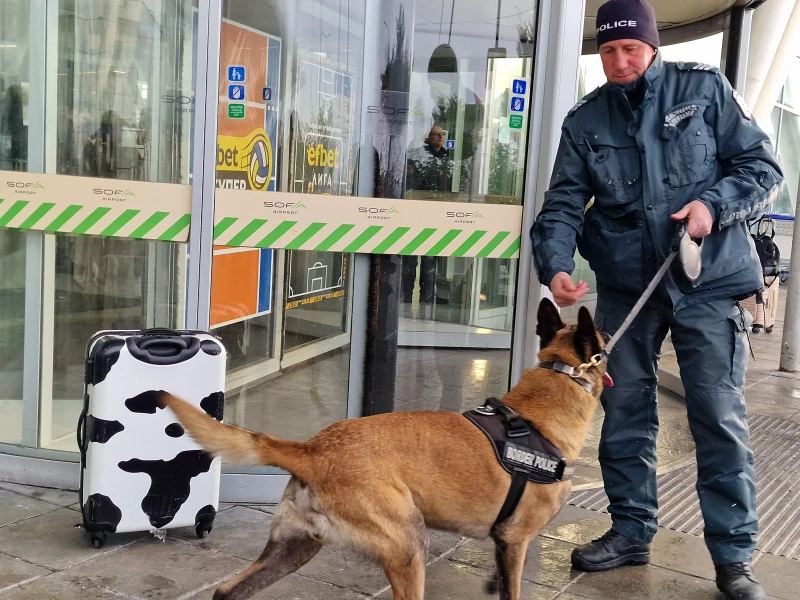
492,537,530,600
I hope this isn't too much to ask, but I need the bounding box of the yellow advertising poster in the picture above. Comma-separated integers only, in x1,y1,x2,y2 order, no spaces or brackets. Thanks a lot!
210,20,281,328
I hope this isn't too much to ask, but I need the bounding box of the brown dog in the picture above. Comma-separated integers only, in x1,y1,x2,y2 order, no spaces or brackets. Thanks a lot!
160,298,606,600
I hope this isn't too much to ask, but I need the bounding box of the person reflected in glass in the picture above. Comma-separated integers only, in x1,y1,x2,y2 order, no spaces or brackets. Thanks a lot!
403,125,453,304
5,85,26,171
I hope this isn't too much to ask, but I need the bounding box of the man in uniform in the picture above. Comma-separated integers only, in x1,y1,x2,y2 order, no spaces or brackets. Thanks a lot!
531,1,783,598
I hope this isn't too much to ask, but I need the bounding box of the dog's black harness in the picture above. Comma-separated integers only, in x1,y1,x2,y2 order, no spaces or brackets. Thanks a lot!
463,397,574,526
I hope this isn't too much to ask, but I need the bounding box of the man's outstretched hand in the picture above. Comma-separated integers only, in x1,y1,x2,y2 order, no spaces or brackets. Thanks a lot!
549,272,589,308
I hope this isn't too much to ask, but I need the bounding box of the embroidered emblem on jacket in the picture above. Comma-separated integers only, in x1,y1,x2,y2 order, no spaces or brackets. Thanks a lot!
664,105,699,128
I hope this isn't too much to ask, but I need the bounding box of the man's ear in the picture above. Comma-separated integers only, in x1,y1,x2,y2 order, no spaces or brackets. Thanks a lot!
574,306,601,361
536,298,565,349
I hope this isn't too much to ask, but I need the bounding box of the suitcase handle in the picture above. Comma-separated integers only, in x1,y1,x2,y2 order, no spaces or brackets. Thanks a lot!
127,335,202,364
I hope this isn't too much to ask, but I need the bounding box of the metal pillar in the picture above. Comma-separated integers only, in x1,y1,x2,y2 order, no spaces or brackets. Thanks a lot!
779,174,800,372
510,0,587,384
361,0,415,416
724,5,753,93
185,0,223,330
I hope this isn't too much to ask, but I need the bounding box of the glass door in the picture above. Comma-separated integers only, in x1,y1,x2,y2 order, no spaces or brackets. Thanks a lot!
211,0,367,441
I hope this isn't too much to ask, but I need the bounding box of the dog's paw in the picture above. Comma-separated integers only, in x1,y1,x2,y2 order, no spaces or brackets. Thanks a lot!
484,578,499,594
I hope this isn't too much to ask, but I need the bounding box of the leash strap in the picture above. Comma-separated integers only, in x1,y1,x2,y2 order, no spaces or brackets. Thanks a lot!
604,249,677,354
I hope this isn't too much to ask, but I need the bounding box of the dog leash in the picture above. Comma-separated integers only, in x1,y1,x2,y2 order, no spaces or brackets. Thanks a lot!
603,222,699,356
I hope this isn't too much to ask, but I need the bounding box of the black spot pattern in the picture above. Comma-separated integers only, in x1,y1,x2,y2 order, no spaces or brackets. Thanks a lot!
200,392,224,421
87,416,125,444
165,423,185,438
85,493,122,533
125,390,166,414
118,451,213,528
89,339,124,385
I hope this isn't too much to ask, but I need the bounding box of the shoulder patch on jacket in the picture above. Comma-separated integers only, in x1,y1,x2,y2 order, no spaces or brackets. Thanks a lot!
732,89,752,120
677,62,719,74
568,89,599,117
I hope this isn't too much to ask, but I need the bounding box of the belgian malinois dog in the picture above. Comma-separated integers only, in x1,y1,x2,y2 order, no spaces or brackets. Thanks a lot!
159,298,606,600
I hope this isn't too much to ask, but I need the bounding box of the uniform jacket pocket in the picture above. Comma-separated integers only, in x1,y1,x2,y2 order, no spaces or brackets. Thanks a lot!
662,103,717,187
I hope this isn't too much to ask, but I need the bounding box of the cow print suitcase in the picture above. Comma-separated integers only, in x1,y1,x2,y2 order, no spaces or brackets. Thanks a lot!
77,328,226,548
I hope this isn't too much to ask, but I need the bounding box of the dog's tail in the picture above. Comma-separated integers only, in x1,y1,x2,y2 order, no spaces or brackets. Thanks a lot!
158,393,314,481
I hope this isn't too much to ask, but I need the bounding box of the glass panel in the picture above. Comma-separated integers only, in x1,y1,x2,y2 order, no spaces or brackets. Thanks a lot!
388,1,538,412
0,0,29,445
781,55,800,110
215,0,363,441
0,229,26,445
775,110,799,216
41,0,192,451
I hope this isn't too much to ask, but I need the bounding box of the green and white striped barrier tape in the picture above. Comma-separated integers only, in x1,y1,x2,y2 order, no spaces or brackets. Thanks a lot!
0,175,523,259
212,190,523,258
213,217,521,258
0,198,191,241
0,173,192,242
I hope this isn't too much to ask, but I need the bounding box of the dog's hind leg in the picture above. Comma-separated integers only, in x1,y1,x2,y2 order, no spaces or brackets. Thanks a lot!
213,479,324,600
361,498,428,600
212,531,321,600
378,527,427,600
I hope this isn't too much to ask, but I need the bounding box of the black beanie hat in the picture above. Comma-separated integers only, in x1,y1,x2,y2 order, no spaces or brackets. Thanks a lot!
596,0,660,50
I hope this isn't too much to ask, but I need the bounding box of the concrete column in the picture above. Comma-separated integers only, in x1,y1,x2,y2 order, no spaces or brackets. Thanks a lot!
752,0,800,123
744,0,797,108
779,172,800,373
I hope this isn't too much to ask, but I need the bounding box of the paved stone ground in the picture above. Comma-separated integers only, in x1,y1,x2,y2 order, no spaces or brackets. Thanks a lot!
1,292,798,599
0,482,796,600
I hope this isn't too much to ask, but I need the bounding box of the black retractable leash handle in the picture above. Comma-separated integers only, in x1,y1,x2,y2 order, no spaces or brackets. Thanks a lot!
604,220,701,356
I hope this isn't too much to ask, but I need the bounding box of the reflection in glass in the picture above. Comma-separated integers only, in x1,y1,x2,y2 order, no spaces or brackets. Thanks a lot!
43,0,191,451
388,1,538,414
775,111,799,216
216,0,365,442
0,0,29,445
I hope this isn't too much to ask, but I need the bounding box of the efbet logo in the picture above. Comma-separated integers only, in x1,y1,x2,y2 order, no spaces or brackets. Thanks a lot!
7,181,44,192
217,129,273,192
93,188,135,197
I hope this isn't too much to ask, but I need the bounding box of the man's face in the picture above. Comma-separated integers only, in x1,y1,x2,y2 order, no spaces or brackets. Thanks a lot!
428,127,445,150
599,39,657,84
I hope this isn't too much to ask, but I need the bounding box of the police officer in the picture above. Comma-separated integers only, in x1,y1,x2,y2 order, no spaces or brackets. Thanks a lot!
531,1,783,598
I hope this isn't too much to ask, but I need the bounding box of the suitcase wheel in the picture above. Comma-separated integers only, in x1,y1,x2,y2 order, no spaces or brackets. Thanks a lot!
90,531,107,549
765,325,774,334
752,325,762,334
196,523,212,539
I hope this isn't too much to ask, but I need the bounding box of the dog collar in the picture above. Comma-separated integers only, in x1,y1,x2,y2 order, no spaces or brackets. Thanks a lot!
537,361,595,395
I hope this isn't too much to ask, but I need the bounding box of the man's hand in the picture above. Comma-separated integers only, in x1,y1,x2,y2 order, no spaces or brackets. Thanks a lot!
671,200,714,238
549,272,589,308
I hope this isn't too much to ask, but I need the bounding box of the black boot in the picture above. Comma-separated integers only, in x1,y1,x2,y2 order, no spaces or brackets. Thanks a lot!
715,562,765,600
571,529,651,572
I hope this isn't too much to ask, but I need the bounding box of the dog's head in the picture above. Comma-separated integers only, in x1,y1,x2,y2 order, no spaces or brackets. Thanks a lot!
535,298,608,385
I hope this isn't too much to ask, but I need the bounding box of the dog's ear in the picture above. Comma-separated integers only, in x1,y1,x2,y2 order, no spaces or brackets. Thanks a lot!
536,298,565,348
574,306,602,362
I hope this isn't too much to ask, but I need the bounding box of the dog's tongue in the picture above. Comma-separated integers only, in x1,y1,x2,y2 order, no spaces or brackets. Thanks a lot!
603,372,614,387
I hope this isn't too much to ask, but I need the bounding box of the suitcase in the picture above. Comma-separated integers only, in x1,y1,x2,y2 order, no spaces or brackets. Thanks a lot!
741,283,780,334
77,328,226,548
